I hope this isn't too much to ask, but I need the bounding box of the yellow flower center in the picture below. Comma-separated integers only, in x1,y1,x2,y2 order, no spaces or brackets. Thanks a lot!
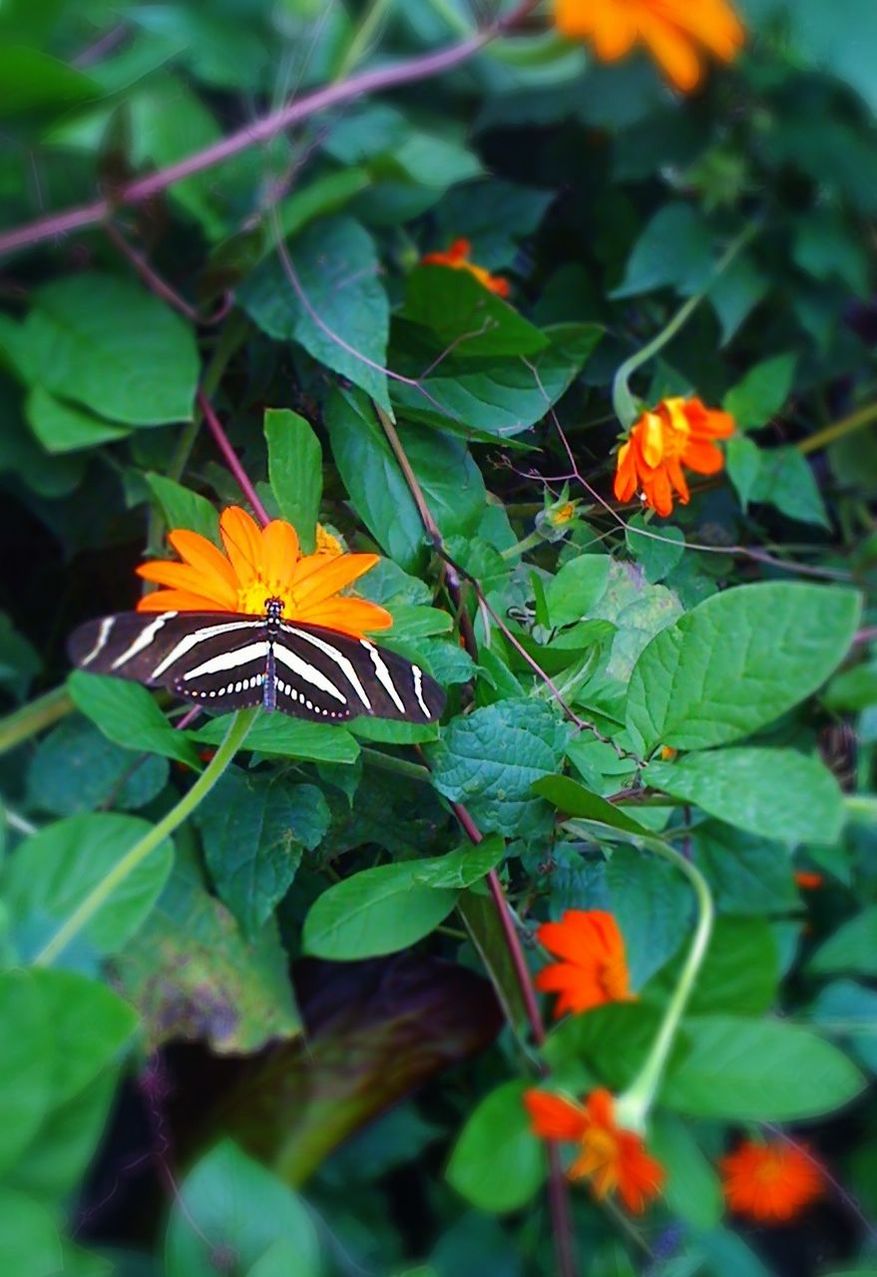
753,1153,785,1186
237,578,295,617
574,1127,622,1197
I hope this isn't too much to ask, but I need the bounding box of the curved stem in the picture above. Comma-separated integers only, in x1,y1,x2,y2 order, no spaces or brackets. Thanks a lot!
616,836,714,1132
797,400,877,456
33,709,255,967
0,686,73,755
611,222,758,428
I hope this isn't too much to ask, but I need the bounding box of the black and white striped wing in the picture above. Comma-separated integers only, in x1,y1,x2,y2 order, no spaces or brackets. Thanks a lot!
68,611,269,713
277,622,446,723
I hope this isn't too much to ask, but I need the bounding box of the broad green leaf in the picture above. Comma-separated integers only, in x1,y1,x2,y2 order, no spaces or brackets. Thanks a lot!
69,672,202,770
544,1002,664,1093
692,822,797,915
390,322,602,440
645,748,844,845
195,771,329,938
726,434,761,511
532,774,649,835
302,862,458,960
625,516,684,583
650,1113,722,1230
34,968,136,1105
276,167,371,241
750,446,830,528
27,715,169,815
723,354,796,430
18,274,199,425
810,980,877,1073
241,215,390,410
626,583,861,753
458,889,528,1031
429,699,573,838
3,813,174,963
192,711,359,764
709,251,770,345
412,835,506,888
264,408,322,552
26,386,129,452
9,1068,118,1203
165,1141,320,1277
403,265,547,359
612,203,713,297
144,473,221,544
662,1015,864,1119
0,970,53,1175
824,662,877,711
114,849,300,1054
810,906,877,977
606,846,691,987
0,46,98,117
0,1187,61,1277
445,1080,544,1213
326,385,485,572
647,917,780,1016
545,554,610,627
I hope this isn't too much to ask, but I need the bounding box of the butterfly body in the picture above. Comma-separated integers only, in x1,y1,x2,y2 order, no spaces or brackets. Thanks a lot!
68,606,445,724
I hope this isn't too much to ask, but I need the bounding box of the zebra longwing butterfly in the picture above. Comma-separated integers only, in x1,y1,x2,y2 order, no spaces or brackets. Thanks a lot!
68,598,445,724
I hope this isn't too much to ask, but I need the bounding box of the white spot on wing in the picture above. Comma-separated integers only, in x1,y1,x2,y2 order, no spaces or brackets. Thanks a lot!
282,624,372,711
360,640,405,714
181,641,269,681
411,664,430,718
150,618,263,680
273,644,347,705
111,612,178,671
81,616,114,667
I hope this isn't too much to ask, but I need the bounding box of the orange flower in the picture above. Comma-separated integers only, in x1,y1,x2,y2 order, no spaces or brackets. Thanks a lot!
421,237,510,297
136,505,392,639
794,871,824,891
535,910,635,1019
553,0,744,92
614,396,735,518
525,1088,665,1213
720,1139,824,1223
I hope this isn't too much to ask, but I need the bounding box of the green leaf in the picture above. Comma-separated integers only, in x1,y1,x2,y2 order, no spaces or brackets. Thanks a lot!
412,835,506,889
0,1187,61,1277
144,473,221,544
9,1069,118,1203
810,906,877,977
27,715,169,815
445,1080,544,1213
810,979,877,1073
545,555,610,627
3,813,174,963
723,354,797,430
114,849,300,1054
302,861,458,960
165,1141,320,1277
390,322,602,440
0,45,98,117
751,446,830,528
264,408,322,553
607,846,691,986
403,265,547,359
195,771,328,938
693,822,798,915
326,385,485,572
32,968,136,1105
648,917,780,1016
429,699,573,838
26,386,129,453
626,582,861,753
645,748,845,845
625,515,685,583
612,203,714,298
69,672,202,770
725,434,761,511
276,167,371,241
0,970,53,1175
650,1113,722,1230
241,216,391,410
191,711,359,764
18,274,199,425
662,1015,865,1119
532,774,649,835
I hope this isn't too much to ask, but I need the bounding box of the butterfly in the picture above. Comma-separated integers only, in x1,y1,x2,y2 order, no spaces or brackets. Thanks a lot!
68,597,445,724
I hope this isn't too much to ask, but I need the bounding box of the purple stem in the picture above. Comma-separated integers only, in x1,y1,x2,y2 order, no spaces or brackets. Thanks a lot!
197,389,271,527
0,1,540,260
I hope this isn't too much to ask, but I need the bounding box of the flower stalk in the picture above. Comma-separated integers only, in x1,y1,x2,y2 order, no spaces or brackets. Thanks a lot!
33,709,255,967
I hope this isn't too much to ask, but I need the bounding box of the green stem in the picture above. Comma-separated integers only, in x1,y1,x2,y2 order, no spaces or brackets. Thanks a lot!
33,709,255,967
0,686,73,755
360,746,432,783
334,0,396,80
611,222,758,429
797,401,877,456
500,529,544,560
615,836,714,1133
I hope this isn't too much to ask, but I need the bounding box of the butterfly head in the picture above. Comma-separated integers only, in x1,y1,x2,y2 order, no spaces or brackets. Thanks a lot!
264,597,284,623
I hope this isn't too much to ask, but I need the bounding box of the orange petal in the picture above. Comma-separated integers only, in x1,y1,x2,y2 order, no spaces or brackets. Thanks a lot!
295,596,393,637
220,506,263,583
168,529,237,589
643,467,675,517
538,911,613,965
524,1089,589,1141
614,440,639,502
136,559,237,608
261,519,300,587
291,553,381,608
682,439,726,475
136,588,233,613
638,13,702,91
